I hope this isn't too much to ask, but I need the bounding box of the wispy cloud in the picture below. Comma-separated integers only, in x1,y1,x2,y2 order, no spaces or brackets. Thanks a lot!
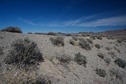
18,17,37,26
18,15,126,28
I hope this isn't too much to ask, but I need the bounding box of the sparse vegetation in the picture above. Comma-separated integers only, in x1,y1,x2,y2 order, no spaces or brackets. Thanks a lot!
1,26,22,33
116,39,122,43
74,52,87,67
4,38,44,68
69,39,76,45
104,57,111,64
97,36,102,40
57,54,71,64
47,32,56,36
105,47,111,50
114,58,126,68
0,47,3,55
50,36,64,46
95,44,101,49
72,36,78,41
79,39,91,50
108,51,116,58
114,47,121,53
86,39,93,44
95,68,106,77
97,53,104,59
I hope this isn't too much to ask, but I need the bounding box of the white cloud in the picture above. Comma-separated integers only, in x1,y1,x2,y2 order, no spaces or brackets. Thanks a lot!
18,17,37,26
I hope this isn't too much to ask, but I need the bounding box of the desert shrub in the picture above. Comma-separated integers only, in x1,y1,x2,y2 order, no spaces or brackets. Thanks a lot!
104,57,111,64
72,36,78,41
27,32,32,34
69,39,76,45
95,44,100,49
79,39,91,50
105,47,111,50
86,39,93,44
66,33,72,36
114,47,120,53
0,47,3,55
97,53,104,59
4,38,44,68
47,32,56,36
108,51,116,58
1,26,22,33
114,58,126,68
74,52,87,67
95,68,106,77
57,54,71,64
97,36,102,40
50,36,64,46
116,39,122,43
90,36,96,40
110,68,125,81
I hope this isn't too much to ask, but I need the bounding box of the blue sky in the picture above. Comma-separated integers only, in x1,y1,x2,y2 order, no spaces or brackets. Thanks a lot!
0,0,126,33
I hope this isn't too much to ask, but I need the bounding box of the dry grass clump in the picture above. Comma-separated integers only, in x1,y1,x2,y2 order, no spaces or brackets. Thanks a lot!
74,52,87,67
79,39,91,50
50,36,64,46
97,53,104,59
1,26,22,33
114,58,126,68
56,54,71,64
0,47,3,55
4,38,43,68
95,68,106,77
95,44,101,49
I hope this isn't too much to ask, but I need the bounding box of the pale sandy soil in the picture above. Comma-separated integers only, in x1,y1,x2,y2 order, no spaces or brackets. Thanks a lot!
0,32,126,84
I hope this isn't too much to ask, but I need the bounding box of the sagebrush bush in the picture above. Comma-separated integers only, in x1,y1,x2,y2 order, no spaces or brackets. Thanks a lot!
0,47,3,55
79,39,91,50
116,39,122,43
114,58,126,68
47,32,56,36
104,57,111,64
4,38,44,68
69,39,76,45
95,68,106,77
105,47,111,50
1,26,22,33
74,52,87,67
95,44,100,49
97,53,104,59
114,47,120,53
86,39,93,44
50,36,64,46
72,36,78,41
57,54,71,64
97,36,102,40
90,36,96,40
108,51,116,58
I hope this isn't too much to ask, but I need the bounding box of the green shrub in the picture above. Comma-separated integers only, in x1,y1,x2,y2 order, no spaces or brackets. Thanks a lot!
97,53,104,59
86,39,93,44
69,39,76,45
1,26,22,33
97,36,102,40
74,52,87,67
4,38,43,68
95,44,100,49
79,39,91,50
95,68,106,77
114,58,126,68
50,36,64,46
57,54,71,64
